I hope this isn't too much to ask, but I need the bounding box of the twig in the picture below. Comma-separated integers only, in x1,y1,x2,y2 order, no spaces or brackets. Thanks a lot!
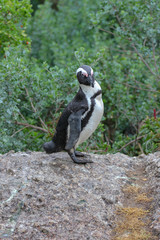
24,87,36,112
24,86,48,130
99,28,115,36
55,100,65,115
116,14,124,29
131,77,154,89
118,135,145,151
131,43,156,76
92,56,103,67
15,121,49,133
152,41,159,75
100,12,158,79
130,16,136,30
11,126,28,137
138,142,144,154
117,80,160,94
74,51,82,65
18,111,27,122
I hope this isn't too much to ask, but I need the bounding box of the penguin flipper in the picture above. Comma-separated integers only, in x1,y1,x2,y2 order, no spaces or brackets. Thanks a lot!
65,110,83,151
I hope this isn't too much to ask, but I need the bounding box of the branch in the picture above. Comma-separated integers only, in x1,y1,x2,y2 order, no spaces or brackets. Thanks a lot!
116,79,160,94
100,10,158,79
118,135,145,152
11,126,28,137
152,41,159,75
99,28,115,36
18,111,27,122
116,14,124,30
138,142,144,155
74,51,82,65
24,87,37,112
131,43,156,76
24,86,48,130
15,121,49,133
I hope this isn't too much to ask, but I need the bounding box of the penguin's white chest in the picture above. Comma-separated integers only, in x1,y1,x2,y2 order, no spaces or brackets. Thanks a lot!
75,84,104,147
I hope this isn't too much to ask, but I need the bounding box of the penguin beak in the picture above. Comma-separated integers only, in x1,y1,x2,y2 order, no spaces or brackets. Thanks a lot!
89,75,94,88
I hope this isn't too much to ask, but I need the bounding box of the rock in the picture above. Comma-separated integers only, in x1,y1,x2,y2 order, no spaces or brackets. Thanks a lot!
145,152,160,236
0,151,159,239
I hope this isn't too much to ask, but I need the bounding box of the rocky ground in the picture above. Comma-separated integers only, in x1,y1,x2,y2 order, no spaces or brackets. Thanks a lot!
0,151,159,240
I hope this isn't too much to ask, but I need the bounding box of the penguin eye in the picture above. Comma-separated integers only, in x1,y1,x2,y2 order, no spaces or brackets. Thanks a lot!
82,72,88,78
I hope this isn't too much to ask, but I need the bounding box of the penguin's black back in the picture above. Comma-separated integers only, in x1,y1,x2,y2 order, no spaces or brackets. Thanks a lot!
52,88,88,150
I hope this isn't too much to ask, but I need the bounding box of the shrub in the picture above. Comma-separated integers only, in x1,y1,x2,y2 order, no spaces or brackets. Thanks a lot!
0,0,32,57
1,0,160,155
0,45,78,153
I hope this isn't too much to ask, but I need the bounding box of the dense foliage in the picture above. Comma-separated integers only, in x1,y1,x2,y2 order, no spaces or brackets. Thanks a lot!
0,0,160,155
0,0,32,56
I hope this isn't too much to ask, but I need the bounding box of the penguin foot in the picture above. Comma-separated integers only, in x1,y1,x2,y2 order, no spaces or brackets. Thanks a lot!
68,151,93,164
75,151,85,157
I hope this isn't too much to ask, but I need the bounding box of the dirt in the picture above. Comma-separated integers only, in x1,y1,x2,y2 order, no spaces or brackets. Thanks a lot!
112,159,158,240
0,151,160,240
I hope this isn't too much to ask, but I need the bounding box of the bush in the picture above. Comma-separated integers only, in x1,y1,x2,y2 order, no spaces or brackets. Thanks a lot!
0,0,32,57
1,0,160,155
90,0,160,154
0,45,78,153
139,117,160,154
27,0,99,66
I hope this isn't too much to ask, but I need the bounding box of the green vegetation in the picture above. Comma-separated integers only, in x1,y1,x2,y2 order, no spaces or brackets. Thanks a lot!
0,0,160,155
0,0,32,55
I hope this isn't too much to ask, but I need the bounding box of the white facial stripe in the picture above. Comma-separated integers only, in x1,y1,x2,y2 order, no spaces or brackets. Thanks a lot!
76,68,88,75
76,66,94,76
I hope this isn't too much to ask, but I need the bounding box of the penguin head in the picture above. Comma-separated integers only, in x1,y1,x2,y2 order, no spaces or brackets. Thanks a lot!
76,65,95,88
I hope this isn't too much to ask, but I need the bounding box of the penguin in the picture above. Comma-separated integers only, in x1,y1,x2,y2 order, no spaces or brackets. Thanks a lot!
43,65,104,164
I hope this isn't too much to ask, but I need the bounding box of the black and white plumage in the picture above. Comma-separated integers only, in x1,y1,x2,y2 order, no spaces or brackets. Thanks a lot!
43,65,104,164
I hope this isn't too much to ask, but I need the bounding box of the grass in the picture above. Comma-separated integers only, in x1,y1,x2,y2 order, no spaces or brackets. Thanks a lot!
113,184,156,240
